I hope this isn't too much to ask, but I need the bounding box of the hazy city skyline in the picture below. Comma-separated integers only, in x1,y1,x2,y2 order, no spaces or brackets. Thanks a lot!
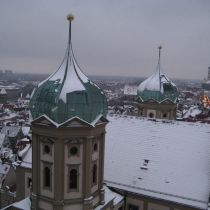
0,0,210,80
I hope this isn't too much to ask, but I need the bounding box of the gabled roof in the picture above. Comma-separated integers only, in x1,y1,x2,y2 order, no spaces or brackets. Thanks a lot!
31,114,108,128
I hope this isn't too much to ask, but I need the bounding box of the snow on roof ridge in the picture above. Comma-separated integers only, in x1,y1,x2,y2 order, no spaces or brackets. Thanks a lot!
138,71,176,93
32,113,106,128
105,180,207,205
59,46,86,103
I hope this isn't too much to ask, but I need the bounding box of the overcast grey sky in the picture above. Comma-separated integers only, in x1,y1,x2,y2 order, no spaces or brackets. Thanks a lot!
0,0,210,79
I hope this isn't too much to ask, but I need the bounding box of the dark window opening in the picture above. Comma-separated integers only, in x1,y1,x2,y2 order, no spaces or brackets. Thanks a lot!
163,113,167,118
27,178,32,188
92,164,97,184
93,143,98,152
128,204,139,210
70,147,78,155
149,112,154,118
44,144,50,154
69,169,78,189
44,166,51,188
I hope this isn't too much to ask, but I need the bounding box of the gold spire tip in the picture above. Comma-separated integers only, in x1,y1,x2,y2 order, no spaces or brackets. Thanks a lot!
67,14,74,21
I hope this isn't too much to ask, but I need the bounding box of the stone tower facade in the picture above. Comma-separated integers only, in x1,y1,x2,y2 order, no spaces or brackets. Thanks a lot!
29,14,108,210
31,116,107,210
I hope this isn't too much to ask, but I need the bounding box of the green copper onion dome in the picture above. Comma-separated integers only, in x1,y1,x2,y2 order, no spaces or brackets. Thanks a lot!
29,15,107,124
137,46,178,103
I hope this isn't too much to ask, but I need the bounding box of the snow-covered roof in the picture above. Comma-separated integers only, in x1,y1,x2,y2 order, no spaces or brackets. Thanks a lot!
104,115,210,209
0,162,10,176
95,185,123,210
0,88,7,95
183,106,202,119
20,145,32,169
1,126,21,138
0,133,5,147
9,197,31,210
124,85,138,96
21,126,30,136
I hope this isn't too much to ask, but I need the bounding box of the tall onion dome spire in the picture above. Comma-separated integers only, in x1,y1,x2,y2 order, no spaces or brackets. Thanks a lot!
30,15,107,124
137,46,178,103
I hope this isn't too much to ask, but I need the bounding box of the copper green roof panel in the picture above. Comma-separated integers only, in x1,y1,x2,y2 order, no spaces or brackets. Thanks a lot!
29,16,107,124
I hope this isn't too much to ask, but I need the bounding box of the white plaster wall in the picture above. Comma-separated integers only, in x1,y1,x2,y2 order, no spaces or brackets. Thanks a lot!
126,197,144,210
148,203,170,210
38,200,53,210
24,172,32,197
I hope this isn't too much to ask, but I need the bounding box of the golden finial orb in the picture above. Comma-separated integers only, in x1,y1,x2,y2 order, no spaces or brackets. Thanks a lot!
67,14,74,21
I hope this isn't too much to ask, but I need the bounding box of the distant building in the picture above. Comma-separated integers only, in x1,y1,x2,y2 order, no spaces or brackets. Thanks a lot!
0,88,7,104
0,86,20,102
137,46,178,120
123,85,138,101
202,67,210,91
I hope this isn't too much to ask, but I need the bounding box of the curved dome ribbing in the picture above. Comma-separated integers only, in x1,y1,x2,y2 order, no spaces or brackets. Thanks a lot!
137,71,178,103
30,25,107,124
137,47,178,103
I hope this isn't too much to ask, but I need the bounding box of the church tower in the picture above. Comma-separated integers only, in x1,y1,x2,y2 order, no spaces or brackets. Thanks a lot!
137,46,178,120
30,15,108,210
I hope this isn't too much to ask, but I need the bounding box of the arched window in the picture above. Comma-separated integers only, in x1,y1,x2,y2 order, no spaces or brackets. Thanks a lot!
92,164,97,184
149,112,154,118
69,169,78,189
93,143,98,152
44,144,50,154
44,166,51,188
163,113,167,118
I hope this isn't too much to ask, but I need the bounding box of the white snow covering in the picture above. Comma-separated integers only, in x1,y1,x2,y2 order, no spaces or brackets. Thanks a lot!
32,114,103,128
59,50,85,103
138,71,176,93
104,115,210,209
95,185,123,210
22,126,30,136
0,88,7,94
48,54,67,83
18,144,31,158
71,45,89,83
12,197,31,210
124,85,138,96
183,106,202,119
20,145,32,169
0,133,5,148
